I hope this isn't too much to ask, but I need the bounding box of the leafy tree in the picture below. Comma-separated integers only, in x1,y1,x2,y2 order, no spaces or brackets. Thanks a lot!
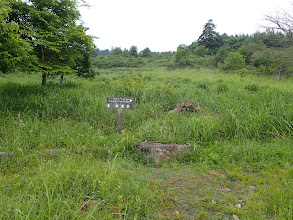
188,41,199,53
129,46,138,57
110,47,123,55
193,45,209,57
213,45,231,67
197,19,223,53
140,47,152,57
252,31,288,48
92,56,110,69
238,41,267,65
0,0,33,73
222,34,250,50
122,49,129,57
8,0,94,86
175,44,192,67
224,52,246,70
252,47,293,76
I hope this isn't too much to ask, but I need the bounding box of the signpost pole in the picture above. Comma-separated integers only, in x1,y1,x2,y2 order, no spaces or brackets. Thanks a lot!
107,96,133,134
117,109,123,134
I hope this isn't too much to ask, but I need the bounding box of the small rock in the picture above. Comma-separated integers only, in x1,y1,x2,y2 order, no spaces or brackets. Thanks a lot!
220,187,231,191
38,150,58,156
235,203,242,209
233,214,240,220
81,199,100,212
247,185,256,191
0,152,15,161
175,210,180,215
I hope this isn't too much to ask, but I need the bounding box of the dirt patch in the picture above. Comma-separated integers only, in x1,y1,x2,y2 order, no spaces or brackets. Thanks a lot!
145,166,252,219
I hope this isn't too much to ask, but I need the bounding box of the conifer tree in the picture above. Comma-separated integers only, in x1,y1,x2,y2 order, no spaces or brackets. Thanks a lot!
197,19,223,53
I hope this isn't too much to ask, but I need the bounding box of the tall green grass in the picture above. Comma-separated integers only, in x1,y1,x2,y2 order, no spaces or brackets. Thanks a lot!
0,69,293,218
1,70,292,160
0,155,166,219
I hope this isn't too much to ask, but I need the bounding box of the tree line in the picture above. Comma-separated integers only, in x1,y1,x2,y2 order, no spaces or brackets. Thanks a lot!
92,46,164,69
174,18,293,77
1,1,292,80
0,0,95,86
93,3,292,77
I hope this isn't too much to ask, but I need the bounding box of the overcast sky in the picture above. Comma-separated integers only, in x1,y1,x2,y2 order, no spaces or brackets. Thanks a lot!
78,0,292,52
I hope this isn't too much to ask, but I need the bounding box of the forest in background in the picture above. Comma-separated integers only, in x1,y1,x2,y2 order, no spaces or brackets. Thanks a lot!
93,19,293,78
1,0,293,82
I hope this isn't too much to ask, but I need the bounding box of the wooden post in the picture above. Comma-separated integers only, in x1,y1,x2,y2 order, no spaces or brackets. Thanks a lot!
117,109,123,134
107,96,133,134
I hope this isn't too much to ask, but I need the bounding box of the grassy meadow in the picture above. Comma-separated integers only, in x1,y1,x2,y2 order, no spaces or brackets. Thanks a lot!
0,68,293,219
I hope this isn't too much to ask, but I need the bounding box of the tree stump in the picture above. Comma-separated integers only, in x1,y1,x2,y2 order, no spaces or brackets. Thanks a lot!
137,142,193,164
168,102,200,115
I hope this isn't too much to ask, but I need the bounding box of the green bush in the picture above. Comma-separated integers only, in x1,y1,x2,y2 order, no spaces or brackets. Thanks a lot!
245,84,259,93
175,45,193,67
193,45,209,57
224,52,246,70
216,83,228,93
237,68,248,77
166,62,176,70
197,82,209,90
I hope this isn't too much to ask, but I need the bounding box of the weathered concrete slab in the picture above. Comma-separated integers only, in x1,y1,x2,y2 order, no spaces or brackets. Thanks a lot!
137,142,193,164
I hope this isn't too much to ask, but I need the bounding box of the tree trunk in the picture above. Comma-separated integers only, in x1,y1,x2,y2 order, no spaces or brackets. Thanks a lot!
60,74,64,87
41,45,46,87
42,73,47,87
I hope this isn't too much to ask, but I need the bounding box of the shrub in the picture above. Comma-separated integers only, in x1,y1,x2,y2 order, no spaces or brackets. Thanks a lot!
216,83,228,93
197,82,209,90
175,45,193,67
193,45,209,57
237,68,248,77
166,62,176,70
245,84,259,93
213,45,231,67
224,52,246,70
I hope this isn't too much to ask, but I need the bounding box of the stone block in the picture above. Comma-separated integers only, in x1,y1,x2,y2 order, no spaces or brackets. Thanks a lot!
137,142,193,164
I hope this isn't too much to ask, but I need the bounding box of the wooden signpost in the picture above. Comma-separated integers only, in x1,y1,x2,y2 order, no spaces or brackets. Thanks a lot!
107,96,134,133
